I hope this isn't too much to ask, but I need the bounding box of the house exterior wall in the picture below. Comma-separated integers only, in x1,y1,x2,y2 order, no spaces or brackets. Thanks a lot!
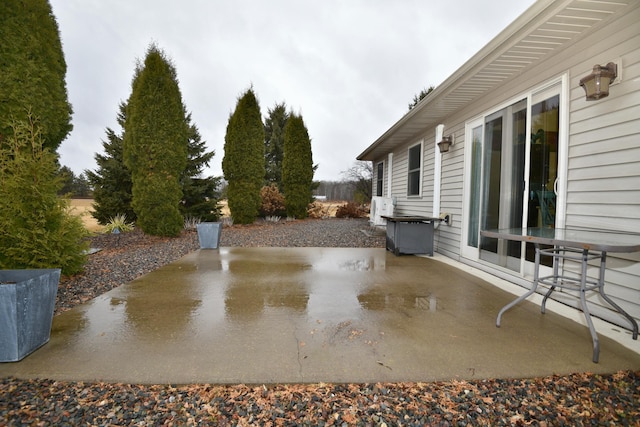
562,9,640,325
371,5,640,327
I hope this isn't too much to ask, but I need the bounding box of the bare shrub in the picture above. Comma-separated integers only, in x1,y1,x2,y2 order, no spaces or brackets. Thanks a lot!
335,202,366,218
260,184,286,217
307,202,331,219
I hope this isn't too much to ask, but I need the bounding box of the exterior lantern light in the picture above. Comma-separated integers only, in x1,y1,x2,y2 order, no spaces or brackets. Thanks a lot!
437,135,454,153
579,62,617,100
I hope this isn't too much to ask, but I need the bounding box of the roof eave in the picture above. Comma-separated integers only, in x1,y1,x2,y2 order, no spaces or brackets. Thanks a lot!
357,0,567,161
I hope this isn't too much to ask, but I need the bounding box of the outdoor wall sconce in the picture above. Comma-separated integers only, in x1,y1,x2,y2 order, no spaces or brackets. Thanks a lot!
579,62,617,100
437,135,454,153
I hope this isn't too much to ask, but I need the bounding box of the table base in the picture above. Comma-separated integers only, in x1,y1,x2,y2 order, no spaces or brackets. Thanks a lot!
496,244,639,363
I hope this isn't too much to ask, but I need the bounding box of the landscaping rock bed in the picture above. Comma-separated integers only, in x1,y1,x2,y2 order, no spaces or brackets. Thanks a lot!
2,371,638,425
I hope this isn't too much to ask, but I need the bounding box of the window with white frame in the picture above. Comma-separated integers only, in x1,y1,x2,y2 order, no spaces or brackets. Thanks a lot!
407,142,422,196
376,162,384,196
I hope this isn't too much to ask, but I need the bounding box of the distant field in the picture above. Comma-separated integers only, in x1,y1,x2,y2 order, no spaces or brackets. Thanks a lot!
69,199,102,233
220,200,344,218
70,199,350,233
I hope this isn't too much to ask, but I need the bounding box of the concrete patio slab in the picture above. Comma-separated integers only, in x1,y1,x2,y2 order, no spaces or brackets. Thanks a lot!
1,247,638,384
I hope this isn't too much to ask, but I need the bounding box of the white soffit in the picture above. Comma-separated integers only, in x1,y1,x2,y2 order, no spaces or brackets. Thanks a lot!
358,0,633,161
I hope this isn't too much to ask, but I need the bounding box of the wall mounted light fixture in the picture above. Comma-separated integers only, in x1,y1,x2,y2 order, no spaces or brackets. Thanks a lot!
437,135,454,153
579,62,617,100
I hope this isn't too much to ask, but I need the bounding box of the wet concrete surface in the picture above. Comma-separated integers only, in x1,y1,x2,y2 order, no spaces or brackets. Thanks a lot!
1,247,639,384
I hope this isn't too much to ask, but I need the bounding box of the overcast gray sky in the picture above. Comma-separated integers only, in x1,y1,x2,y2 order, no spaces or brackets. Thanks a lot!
51,0,535,182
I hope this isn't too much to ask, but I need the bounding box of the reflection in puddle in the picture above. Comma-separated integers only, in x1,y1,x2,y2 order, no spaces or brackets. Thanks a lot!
53,248,432,358
338,257,383,271
358,292,437,312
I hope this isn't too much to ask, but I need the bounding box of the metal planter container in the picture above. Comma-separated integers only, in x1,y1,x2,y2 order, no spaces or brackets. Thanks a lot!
0,269,60,362
196,222,222,249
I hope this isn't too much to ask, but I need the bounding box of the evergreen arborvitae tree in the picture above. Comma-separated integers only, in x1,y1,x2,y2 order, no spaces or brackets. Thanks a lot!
0,116,87,275
222,88,265,224
86,102,135,225
123,45,188,237
0,0,72,151
282,113,314,219
264,102,289,189
180,113,222,221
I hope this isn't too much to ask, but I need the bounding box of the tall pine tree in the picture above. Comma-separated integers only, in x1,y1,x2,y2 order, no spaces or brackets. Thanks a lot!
222,88,265,224
89,107,220,226
264,102,289,190
123,45,188,237
282,113,314,219
86,102,135,224
0,0,72,151
180,113,222,221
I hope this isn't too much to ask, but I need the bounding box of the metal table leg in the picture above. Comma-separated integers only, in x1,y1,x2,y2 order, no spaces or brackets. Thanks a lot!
595,251,639,340
576,248,600,363
496,243,541,328
496,245,600,361
541,244,560,314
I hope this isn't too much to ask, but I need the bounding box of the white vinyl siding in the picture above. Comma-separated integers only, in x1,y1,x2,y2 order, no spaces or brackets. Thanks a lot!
560,13,640,327
437,123,466,257
385,139,433,216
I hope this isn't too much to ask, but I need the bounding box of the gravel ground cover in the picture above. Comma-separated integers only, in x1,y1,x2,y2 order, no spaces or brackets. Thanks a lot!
2,218,639,426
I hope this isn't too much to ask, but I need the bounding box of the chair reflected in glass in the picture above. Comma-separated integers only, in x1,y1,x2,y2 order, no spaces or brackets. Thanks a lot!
536,190,556,228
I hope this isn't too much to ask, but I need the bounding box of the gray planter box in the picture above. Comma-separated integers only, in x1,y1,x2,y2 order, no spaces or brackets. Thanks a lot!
0,269,60,362
196,222,222,249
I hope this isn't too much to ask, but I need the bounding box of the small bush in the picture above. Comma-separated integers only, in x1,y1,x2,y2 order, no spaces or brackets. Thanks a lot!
260,184,286,217
335,202,366,218
104,213,135,234
183,215,201,231
307,202,331,219
0,117,89,275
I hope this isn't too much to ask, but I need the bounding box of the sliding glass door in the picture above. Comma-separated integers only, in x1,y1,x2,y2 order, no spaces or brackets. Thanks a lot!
462,84,562,272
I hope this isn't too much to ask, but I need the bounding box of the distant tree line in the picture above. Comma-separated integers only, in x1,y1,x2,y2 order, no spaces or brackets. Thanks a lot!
313,161,373,203
58,166,92,198
314,181,359,202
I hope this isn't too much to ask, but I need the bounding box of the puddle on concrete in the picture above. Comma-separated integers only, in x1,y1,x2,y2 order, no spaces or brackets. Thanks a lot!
55,248,434,346
5,247,640,384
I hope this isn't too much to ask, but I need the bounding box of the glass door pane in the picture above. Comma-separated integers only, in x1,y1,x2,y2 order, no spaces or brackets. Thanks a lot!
526,94,560,264
479,99,527,271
